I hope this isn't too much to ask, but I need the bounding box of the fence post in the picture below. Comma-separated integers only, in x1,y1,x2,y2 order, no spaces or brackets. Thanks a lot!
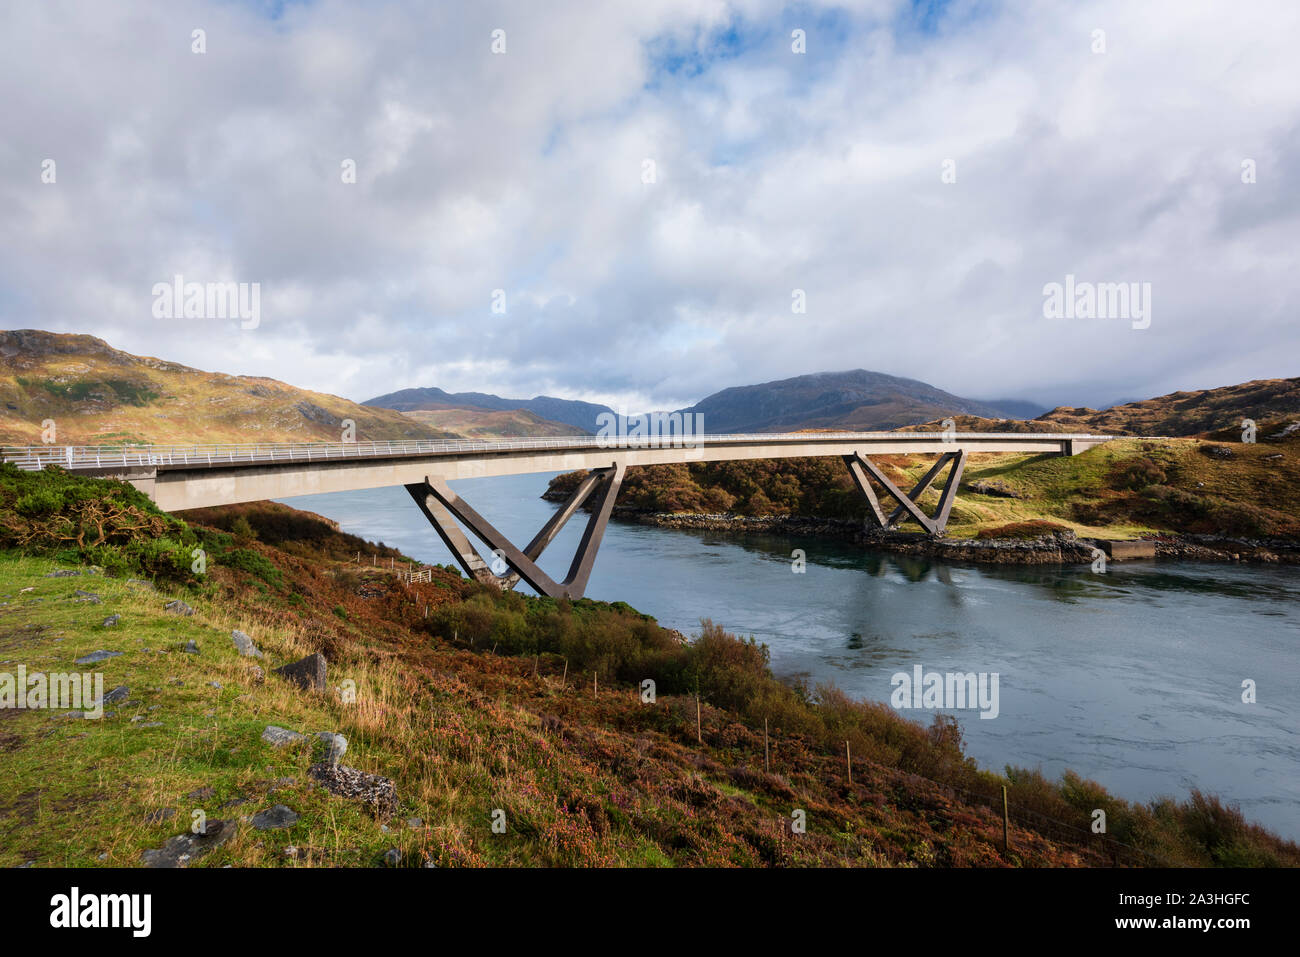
764,717,770,774
1002,786,1010,854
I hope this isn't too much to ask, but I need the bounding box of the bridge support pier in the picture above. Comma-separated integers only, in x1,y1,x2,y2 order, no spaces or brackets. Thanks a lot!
404,461,625,600
843,449,966,535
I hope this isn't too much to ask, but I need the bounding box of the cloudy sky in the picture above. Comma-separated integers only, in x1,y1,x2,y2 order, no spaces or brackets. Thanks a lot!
1,0,1296,412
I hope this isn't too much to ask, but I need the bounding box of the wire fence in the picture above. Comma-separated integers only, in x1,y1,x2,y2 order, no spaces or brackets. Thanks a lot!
482,651,1184,868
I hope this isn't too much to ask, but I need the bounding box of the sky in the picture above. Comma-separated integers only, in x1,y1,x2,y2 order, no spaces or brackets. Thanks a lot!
0,0,1296,413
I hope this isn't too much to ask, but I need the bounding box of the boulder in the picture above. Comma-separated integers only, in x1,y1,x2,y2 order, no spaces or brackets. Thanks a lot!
250,804,299,830
273,653,326,693
316,732,348,766
231,630,263,659
95,685,130,707
261,725,307,748
74,650,122,665
140,819,236,868
164,599,194,616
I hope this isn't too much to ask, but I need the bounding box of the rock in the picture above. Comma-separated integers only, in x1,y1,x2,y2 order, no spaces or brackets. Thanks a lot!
273,653,327,693
73,589,102,604
187,786,216,801
316,732,347,766
126,579,155,590
231,630,263,659
144,808,175,825
250,804,299,830
164,599,194,616
182,640,200,655
101,614,120,627
308,763,399,821
139,722,164,728
44,570,82,578
383,848,401,867
75,650,122,665
140,819,236,868
208,681,222,689
261,725,307,748
250,666,265,684
95,685,129,707
284,846,299,859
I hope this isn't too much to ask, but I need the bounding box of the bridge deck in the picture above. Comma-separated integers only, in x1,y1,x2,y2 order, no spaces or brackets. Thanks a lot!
2,431,1114,512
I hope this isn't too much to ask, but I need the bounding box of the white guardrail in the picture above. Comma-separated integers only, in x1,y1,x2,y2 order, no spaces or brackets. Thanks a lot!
0,432,1111,472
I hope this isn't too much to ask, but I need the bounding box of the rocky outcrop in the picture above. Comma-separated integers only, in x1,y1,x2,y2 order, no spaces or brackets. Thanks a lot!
309,763,398,821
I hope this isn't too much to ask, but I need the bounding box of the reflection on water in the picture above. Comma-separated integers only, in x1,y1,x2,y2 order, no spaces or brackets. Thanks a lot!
279,474,1300,839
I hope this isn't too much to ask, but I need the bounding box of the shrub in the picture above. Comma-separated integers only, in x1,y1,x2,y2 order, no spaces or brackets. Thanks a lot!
975,520,1071,540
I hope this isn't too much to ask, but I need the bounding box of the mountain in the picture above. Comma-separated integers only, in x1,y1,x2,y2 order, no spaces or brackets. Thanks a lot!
672,370,1027,433
399,407,587,439
364,386,613,434
978,398,1050,419
0,330,455,445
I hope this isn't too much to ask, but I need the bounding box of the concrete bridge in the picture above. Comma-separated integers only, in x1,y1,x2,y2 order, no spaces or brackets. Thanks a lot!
3,431,1112,599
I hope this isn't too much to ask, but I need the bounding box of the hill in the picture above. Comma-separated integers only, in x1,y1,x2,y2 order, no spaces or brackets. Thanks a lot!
399,407,586,439
673,370,1037,433
2,463,1294,867
0,330,454,446
1030,378,1300,437
364,386,613,434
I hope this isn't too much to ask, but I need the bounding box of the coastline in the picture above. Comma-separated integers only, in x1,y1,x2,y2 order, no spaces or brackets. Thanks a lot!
587,505,1300,566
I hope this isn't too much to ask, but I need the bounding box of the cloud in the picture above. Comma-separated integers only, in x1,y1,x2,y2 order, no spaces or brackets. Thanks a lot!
0,0,1296,412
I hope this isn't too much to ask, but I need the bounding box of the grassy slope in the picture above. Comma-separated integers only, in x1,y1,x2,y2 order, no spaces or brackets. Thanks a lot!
0,330,454,445
1,469,1296,867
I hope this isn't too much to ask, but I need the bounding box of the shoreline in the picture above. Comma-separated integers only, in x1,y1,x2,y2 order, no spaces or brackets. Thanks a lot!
589,506,1300,566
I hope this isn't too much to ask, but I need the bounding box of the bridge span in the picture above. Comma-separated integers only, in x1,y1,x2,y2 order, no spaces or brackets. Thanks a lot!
3,431,1113,599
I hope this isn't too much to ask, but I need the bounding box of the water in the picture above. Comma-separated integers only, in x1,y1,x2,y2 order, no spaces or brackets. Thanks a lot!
280,473,1300,839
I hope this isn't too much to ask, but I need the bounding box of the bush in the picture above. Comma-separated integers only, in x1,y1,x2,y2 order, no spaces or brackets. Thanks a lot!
1114,457,1167,491
0,464,198,583
976,520,1071,540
